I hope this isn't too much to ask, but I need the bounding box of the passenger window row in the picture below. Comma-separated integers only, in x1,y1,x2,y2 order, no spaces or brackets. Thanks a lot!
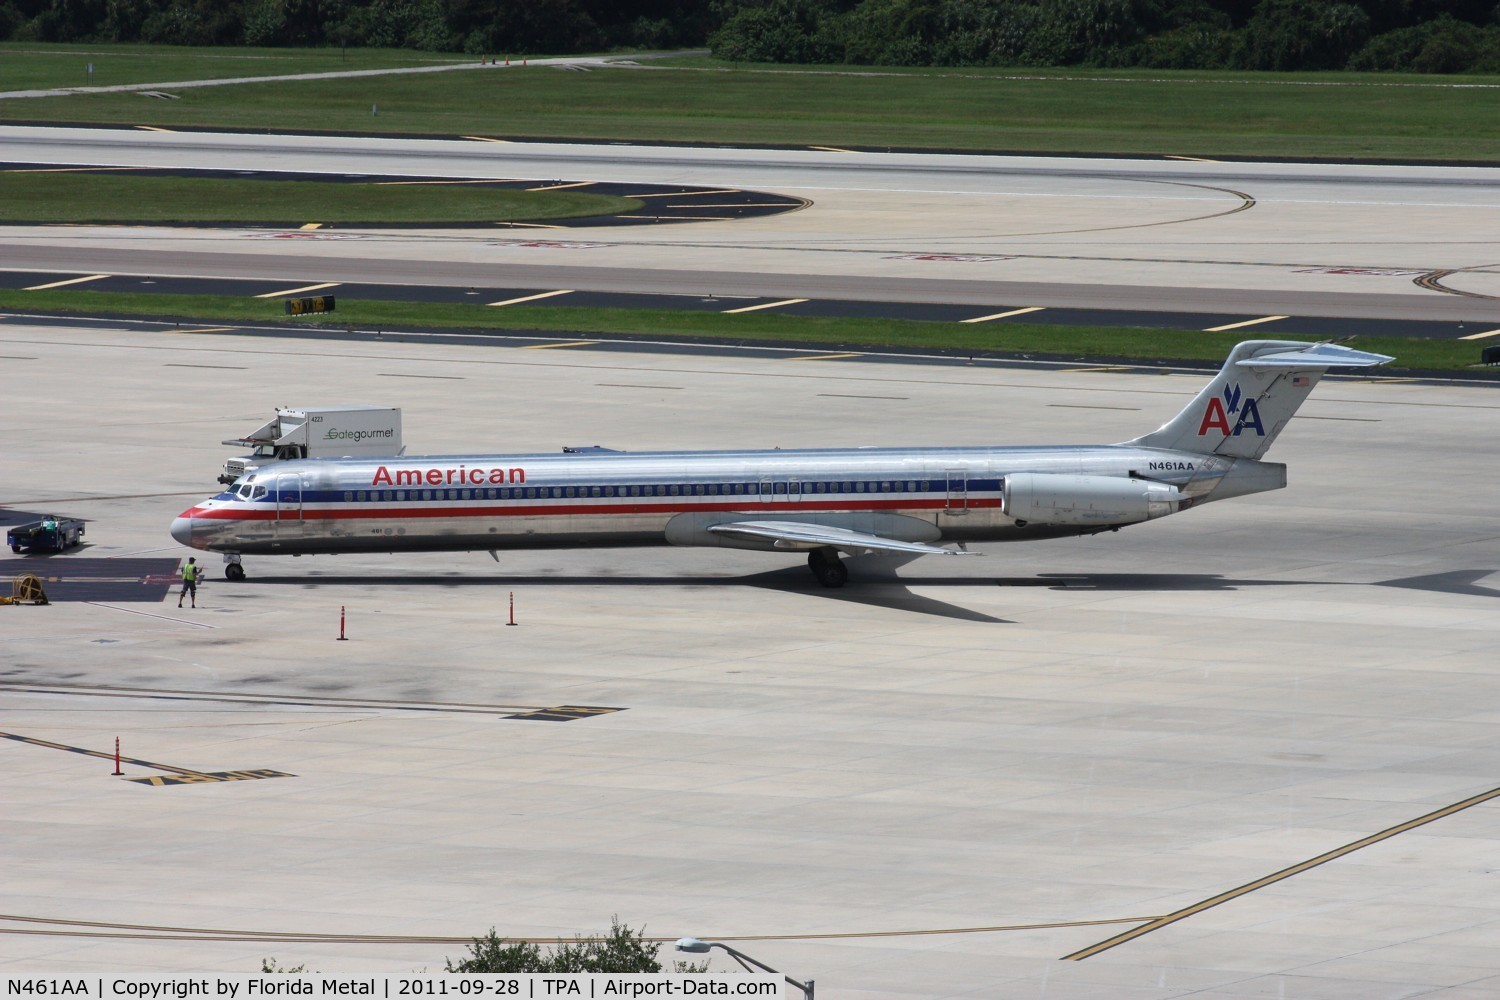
334,481,940,503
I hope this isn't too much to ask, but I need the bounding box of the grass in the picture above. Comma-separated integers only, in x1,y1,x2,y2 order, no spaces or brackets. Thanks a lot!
0,41,470,91
0,287,1484,373
3,47,1500,161
0,172,637,223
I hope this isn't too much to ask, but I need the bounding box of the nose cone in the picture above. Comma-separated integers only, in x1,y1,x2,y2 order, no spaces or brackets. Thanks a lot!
170,513,198,547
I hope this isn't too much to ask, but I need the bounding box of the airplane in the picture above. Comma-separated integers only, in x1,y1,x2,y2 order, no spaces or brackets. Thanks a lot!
170,339,1392,587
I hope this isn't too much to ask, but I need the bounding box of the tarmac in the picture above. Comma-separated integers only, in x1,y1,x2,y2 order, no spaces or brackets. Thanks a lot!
4,318,1500,997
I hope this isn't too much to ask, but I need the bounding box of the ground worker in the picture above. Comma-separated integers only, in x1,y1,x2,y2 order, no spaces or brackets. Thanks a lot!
178,557,202,608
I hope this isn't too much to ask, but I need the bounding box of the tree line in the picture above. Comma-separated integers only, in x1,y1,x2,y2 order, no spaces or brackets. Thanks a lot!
713,0,1500,72
3,0,1498,73
0,0,716,53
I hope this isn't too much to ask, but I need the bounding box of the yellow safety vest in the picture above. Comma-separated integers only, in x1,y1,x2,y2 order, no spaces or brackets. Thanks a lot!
183,564,200,583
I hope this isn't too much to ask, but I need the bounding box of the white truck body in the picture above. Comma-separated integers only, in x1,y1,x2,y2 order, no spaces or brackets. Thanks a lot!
219,406,403,484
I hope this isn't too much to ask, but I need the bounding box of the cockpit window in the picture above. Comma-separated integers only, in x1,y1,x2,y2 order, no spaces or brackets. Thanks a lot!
252,486,267,500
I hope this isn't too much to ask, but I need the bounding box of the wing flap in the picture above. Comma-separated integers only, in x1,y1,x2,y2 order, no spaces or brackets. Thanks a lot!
707,520,970,557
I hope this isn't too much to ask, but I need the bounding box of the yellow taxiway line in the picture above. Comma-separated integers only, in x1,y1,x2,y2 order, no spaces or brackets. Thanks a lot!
487,289,574,307
1204,315,1289,332
961,306,1045,324
253,282,339,299
721,298,808,315
1063,781,1500,961
23,274,109,291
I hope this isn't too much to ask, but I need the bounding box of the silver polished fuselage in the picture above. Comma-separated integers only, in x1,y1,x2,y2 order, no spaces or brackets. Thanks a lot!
172,443,1279,557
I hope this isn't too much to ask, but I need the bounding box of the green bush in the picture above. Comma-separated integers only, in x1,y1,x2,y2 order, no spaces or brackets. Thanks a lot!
709,0,842,62
1237,0,1371,69
1348,15,1500,71
446,918,672,974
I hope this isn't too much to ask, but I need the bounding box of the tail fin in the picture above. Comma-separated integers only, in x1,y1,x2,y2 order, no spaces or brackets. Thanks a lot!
1127,340,1394,459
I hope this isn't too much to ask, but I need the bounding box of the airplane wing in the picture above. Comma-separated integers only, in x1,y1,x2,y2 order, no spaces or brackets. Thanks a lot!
707,520,972,557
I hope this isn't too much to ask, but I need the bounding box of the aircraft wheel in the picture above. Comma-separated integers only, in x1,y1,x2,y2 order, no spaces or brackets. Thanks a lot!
808,548,848,589
225,563,246,581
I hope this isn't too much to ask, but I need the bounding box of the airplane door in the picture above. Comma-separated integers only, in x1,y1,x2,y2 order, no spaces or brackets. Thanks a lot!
759,477,781,507
274,474,305,535
944,470,969,515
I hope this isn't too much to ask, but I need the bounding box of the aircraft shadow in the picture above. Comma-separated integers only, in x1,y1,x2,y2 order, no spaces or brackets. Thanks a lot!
245,569,1012,623
994,573,1312,591
1374,569,1500,599
227,568,1500,623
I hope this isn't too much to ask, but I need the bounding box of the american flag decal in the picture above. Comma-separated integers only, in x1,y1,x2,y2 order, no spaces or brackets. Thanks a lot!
1292,375,1310,387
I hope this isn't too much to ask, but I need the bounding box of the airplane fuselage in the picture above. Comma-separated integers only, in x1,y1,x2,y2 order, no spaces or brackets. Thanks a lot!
172,443,1282,558
171,340,1394,586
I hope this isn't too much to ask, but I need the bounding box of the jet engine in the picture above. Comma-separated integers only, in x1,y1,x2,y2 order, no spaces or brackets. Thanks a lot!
1003,473,1184,527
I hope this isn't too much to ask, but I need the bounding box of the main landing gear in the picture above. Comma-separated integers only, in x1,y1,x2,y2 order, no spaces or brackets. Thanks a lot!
223,553,245,581
808,547,848,589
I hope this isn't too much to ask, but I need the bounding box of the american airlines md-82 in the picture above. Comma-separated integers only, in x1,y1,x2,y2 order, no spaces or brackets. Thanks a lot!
171,340,1391,587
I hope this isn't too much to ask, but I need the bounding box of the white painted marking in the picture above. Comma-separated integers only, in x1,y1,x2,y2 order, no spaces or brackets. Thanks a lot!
83,602,217,629
1458,328,1500,340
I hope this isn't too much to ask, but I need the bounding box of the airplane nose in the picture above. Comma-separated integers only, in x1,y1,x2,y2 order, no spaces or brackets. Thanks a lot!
170,516,196,547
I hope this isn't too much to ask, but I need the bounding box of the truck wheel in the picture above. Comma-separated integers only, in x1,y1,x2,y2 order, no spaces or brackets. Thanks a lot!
9,544,19,554
225,563,246,581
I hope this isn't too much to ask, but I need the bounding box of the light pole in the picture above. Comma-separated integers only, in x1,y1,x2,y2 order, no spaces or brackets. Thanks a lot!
675,937,813,999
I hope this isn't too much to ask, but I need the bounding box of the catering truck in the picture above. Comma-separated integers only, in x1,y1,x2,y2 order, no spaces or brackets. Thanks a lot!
218,406,403,484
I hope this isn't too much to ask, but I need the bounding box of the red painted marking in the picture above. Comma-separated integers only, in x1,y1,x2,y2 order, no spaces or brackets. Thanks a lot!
1198,397,1231,436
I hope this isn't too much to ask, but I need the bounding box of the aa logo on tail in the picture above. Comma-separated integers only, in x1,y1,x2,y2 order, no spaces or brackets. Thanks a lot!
1198,383,1265,437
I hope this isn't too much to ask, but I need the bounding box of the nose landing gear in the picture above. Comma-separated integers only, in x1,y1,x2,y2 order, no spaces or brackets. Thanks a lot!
223,553,245,581
808,547,848,589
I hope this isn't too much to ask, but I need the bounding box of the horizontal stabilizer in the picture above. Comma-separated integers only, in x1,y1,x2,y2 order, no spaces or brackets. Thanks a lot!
1236,344,1394,369
707,520,970,557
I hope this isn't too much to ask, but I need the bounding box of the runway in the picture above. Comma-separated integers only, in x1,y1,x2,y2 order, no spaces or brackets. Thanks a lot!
4,126,1500,324
3,317,1499,996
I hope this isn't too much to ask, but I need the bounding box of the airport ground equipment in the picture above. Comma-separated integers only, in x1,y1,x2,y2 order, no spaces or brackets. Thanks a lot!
219,405,403,484
7,517,84,553
1,574,49,605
